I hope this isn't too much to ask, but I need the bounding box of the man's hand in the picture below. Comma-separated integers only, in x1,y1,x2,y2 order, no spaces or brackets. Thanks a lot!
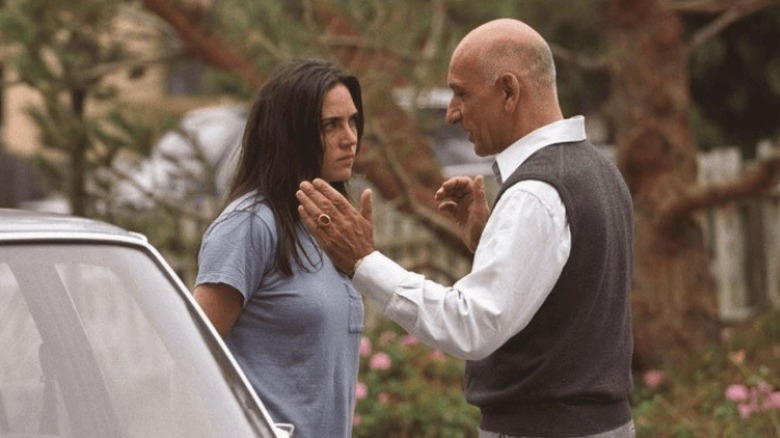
434,175,490,253
297,178,374,275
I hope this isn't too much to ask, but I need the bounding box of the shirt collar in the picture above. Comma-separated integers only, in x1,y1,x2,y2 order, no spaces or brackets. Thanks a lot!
493,115,587,184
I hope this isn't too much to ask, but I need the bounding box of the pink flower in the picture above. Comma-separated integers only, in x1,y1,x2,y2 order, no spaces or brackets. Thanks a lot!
355,381,368,400
369,352,392,370
352,414,361,426
427,349,446,361
728,349,746,365
359,336,372,357
725,384,750,402
401,335,419,347
377,391,390,404
756,381,773,395
642,370,666,389
738,402,754,418
764,392,780,410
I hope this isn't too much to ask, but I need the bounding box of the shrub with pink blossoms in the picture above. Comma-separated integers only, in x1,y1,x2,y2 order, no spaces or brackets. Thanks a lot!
642,369,666,388
359,336,372,357
369,352,392,370
353,321,479,437
725,381,780,418
355,381,368,400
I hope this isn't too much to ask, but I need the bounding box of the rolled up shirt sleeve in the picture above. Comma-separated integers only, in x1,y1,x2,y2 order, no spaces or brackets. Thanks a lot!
353,181,571,361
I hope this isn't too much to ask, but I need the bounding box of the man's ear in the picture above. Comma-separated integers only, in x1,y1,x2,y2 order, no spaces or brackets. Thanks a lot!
500,73,520,110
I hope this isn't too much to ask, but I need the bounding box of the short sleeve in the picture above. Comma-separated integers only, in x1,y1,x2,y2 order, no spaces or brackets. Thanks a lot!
195,208,275,303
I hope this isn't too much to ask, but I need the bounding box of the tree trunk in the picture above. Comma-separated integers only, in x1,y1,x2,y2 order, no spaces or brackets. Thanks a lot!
606,0,720,369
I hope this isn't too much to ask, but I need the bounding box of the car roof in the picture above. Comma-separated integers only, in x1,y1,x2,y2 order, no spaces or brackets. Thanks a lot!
0,208,147,244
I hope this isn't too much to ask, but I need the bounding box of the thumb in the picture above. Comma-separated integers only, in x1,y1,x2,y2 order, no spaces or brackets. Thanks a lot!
474,175,486,196
359,188,373,222
474,174,484,188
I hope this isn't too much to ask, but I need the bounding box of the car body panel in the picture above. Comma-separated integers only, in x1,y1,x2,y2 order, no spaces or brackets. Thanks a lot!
0,209,293,437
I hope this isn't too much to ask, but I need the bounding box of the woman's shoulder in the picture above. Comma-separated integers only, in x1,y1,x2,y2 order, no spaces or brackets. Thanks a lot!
222,191,273,218
208,192,276,234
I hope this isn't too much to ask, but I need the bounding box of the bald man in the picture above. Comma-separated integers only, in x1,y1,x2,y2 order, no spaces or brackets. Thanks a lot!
297,19,635,438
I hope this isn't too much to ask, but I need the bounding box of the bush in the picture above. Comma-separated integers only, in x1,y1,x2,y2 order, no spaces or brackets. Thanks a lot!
354,310,780,437
631,309,780,437
353,320,480,437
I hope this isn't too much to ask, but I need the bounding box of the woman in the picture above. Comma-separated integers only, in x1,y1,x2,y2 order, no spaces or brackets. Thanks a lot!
193,58,365,438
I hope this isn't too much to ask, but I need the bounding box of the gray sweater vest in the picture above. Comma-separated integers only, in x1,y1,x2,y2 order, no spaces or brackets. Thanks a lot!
465,140,634,436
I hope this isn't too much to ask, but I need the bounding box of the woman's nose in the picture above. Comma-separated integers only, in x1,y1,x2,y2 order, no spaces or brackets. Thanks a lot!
341,124,358,147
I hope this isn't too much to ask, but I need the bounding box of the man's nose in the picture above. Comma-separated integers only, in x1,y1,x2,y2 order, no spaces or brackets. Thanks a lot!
445,102,461,125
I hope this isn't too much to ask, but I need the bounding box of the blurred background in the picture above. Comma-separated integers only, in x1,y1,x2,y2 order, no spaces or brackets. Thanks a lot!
1,0,779,435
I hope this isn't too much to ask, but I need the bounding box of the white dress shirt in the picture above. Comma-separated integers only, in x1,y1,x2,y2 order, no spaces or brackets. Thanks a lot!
354,116,587,360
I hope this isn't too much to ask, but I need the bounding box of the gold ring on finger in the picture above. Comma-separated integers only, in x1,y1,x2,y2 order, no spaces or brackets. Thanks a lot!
317,213,332,227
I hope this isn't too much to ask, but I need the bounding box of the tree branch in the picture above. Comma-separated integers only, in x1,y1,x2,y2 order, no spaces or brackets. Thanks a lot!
421,0,446,61
549,43,610,72
377,127,470,258
661,0,779,13
683,0,780,54
71,50,188,88
659,149,780,227
141,0,265,89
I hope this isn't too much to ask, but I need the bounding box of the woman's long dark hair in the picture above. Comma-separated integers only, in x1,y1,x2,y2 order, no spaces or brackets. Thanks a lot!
226,58,364,276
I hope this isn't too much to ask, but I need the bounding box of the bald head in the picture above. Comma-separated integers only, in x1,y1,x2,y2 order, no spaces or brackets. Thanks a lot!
452,19,557,96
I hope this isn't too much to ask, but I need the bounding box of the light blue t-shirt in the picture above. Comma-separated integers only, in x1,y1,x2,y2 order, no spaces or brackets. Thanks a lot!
196,192,364,438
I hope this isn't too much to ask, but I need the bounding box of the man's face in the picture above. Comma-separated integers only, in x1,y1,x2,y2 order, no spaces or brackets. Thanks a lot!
445,53,505,157
319,83,359,183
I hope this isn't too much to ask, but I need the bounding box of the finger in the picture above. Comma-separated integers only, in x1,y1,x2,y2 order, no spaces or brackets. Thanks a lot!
297,204,317,231
438,200,457,211
442,176,472,190
474,174,485,195
296,183,332,220
312,178,353,213
359,188,372,222
435,177,471,200
437,200,457,219
298,180,336,215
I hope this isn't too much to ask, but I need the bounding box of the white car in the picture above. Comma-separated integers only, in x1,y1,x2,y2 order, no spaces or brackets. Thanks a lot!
0,209,294,437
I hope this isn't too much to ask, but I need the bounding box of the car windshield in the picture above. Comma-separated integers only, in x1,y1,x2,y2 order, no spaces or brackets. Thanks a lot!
0,242,277,438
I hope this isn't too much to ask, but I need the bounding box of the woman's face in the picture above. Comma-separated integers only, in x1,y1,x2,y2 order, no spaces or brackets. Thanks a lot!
319,83,359,183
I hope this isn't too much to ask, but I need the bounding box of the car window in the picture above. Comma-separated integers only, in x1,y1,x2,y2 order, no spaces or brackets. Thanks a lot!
0,243,279,438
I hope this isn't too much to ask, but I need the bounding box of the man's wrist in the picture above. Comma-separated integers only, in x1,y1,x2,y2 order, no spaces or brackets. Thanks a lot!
351,256,365,278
